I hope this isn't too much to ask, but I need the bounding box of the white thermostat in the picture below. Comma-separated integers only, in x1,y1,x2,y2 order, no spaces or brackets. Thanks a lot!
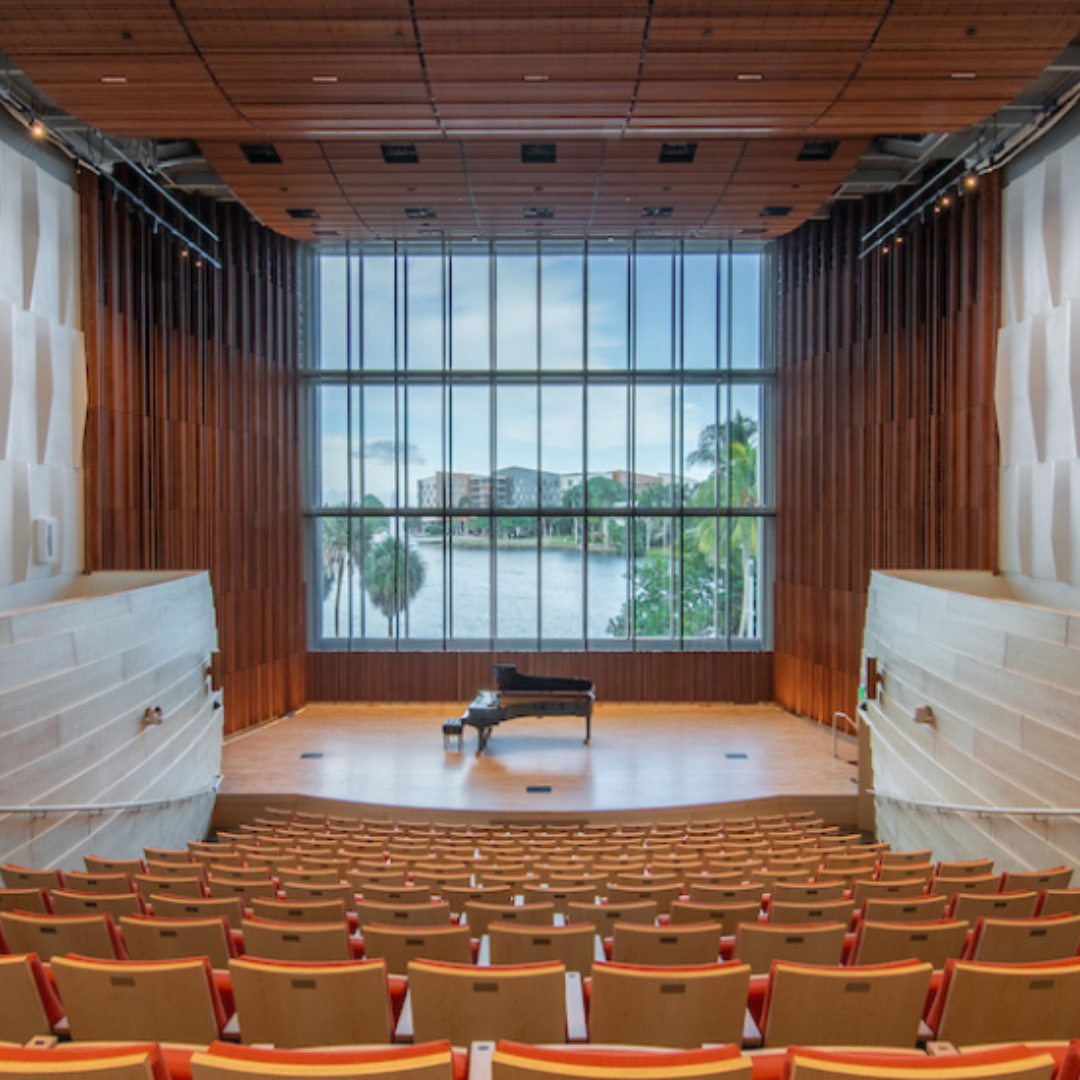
33,518,59,564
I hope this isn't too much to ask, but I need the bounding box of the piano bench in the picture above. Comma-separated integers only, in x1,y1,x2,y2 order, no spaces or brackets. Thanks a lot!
442,718,464,750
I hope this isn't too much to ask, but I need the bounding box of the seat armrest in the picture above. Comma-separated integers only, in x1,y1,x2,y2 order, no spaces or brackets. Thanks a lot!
395,989,414,1042
468,1042,495,1080
566,971,588,1042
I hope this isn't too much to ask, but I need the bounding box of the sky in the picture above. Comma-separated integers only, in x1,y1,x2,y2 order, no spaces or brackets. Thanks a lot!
313,245,765,509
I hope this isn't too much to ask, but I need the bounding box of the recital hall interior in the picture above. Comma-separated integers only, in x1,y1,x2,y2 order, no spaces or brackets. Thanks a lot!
4,2,1080,1076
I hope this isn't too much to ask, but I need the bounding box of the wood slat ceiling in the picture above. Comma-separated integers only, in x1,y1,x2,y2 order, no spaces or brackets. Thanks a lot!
2,0,1078,239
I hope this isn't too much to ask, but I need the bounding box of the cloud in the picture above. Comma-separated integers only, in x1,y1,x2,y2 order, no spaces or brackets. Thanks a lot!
366,438,424,465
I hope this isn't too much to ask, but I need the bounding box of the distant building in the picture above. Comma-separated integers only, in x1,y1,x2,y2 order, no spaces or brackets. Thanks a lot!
418,467,561,510
417,472,474,509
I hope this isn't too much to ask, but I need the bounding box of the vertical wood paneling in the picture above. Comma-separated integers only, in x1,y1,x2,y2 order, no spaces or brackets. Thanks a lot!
307,651,773,704
81,172,306,734
774,180,1001,725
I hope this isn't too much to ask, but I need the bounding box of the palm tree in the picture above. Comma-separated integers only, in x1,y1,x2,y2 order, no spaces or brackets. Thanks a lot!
364,535,426,637
321,497,388,638
686,413,759,637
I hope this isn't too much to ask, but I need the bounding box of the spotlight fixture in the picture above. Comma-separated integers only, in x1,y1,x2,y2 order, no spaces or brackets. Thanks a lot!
30,119,45,139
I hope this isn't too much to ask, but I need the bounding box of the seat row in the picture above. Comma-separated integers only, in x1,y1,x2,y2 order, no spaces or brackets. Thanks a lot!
0,1038,1075,1080
8,950,1080,1049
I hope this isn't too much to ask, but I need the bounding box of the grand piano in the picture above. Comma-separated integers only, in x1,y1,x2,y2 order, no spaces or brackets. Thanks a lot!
444,665,595,754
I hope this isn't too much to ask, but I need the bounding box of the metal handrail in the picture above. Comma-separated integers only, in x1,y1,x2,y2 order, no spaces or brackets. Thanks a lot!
0,777,221,815
832,711,855,761
871,789,1080,818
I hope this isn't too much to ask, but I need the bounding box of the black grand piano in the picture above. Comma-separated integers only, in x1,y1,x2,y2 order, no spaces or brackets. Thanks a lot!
444,665,595,754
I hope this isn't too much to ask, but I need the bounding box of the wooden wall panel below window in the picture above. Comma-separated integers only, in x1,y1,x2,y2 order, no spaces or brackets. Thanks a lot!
307,651,773,704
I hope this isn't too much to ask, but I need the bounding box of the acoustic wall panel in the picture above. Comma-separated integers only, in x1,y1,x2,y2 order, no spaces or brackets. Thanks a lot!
999,128,1080,583
0,136,84,589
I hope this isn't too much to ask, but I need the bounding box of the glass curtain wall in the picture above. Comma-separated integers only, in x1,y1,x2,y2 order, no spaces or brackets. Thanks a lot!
307,240,772,651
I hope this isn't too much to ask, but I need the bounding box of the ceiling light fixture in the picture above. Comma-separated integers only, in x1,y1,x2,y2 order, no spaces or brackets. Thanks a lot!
100,75,128,85
951,71,977,80
523,75,550,82
30,119,45,139
312,75,339,84
736,73,764,82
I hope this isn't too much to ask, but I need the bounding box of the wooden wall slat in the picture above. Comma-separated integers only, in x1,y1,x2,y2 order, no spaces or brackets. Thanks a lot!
81,171,307,734
307,651,773,705
773,179,1001,725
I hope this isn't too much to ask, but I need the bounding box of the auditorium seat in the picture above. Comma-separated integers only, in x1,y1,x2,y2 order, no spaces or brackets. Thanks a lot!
489,1040,752,1080
83,856,147,878
588,959,751,1047
251,896,353,927
950,891,1040,922
1001,868,1074,892
937,859,995,879
229,956,395,1047
62,871,136,895
149,894,245,930
411,871,472,892
0,910,127,960
360,884,433,906
0,887,51,914
1036,889,1080,916
0,864,63,891
51,954,231,1043
276,866,343,886
927,957,1080,1044
134,874,205,902
465,901,555,939
521,884,601,913
691,882,765,905
189,1040,457,1080
847,919,969,968
932,876,1007,901
208,878,278,904
120,914,236,968
241,915,355,961
768,899,855,927
853,879,930,906
878,864,935,884
669,899,761,934
488,921,598,974
282,881,359,910
206,865,272,883
863,896,949,923
407,958,568,1045
440,884,513,915
611,921,722,965
880,849,934,867
143,848,194,865
0,1043,175,1080
564,899,657,937
348,868,411,890
963,913,1080,962
733,920,847,973
770,881,847,904
758,959,933,1047
358,899,453,930
361,923,472,973
50,889,146,919
784,1045,1056,1080
605,883,684,915
0,953,66,1042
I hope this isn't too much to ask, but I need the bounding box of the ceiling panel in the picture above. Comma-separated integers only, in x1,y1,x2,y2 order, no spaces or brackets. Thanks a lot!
1,0,1078,238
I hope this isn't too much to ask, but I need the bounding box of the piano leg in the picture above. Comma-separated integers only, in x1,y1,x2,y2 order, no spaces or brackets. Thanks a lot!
477,724,492,756
585,710,591,745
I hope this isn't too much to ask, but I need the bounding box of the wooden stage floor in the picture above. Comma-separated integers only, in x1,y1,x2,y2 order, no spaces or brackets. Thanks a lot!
218,703,860,824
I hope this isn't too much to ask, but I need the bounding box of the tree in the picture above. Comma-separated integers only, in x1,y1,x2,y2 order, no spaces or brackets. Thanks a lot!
686,413,759,637
321,497,388,638
364,535,426,636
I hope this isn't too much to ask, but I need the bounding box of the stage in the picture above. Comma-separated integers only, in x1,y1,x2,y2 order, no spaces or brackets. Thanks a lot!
214,702,861,828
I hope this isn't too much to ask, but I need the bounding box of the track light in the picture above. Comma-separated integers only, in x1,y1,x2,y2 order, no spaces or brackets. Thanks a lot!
30,119,45,139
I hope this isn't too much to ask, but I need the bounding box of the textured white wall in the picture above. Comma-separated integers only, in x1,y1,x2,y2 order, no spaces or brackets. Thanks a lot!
997,129,1080,582
0,137,85,587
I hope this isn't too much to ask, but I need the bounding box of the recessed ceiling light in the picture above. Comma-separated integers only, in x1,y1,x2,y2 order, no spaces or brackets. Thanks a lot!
736,73,764,82
100,75,128,84
760,206,792,217
405,207,437,219
312,74,339,84
951,71,977,80
642,207,673,218
523,75,550,82
524,207,554,218
286,208,320,220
